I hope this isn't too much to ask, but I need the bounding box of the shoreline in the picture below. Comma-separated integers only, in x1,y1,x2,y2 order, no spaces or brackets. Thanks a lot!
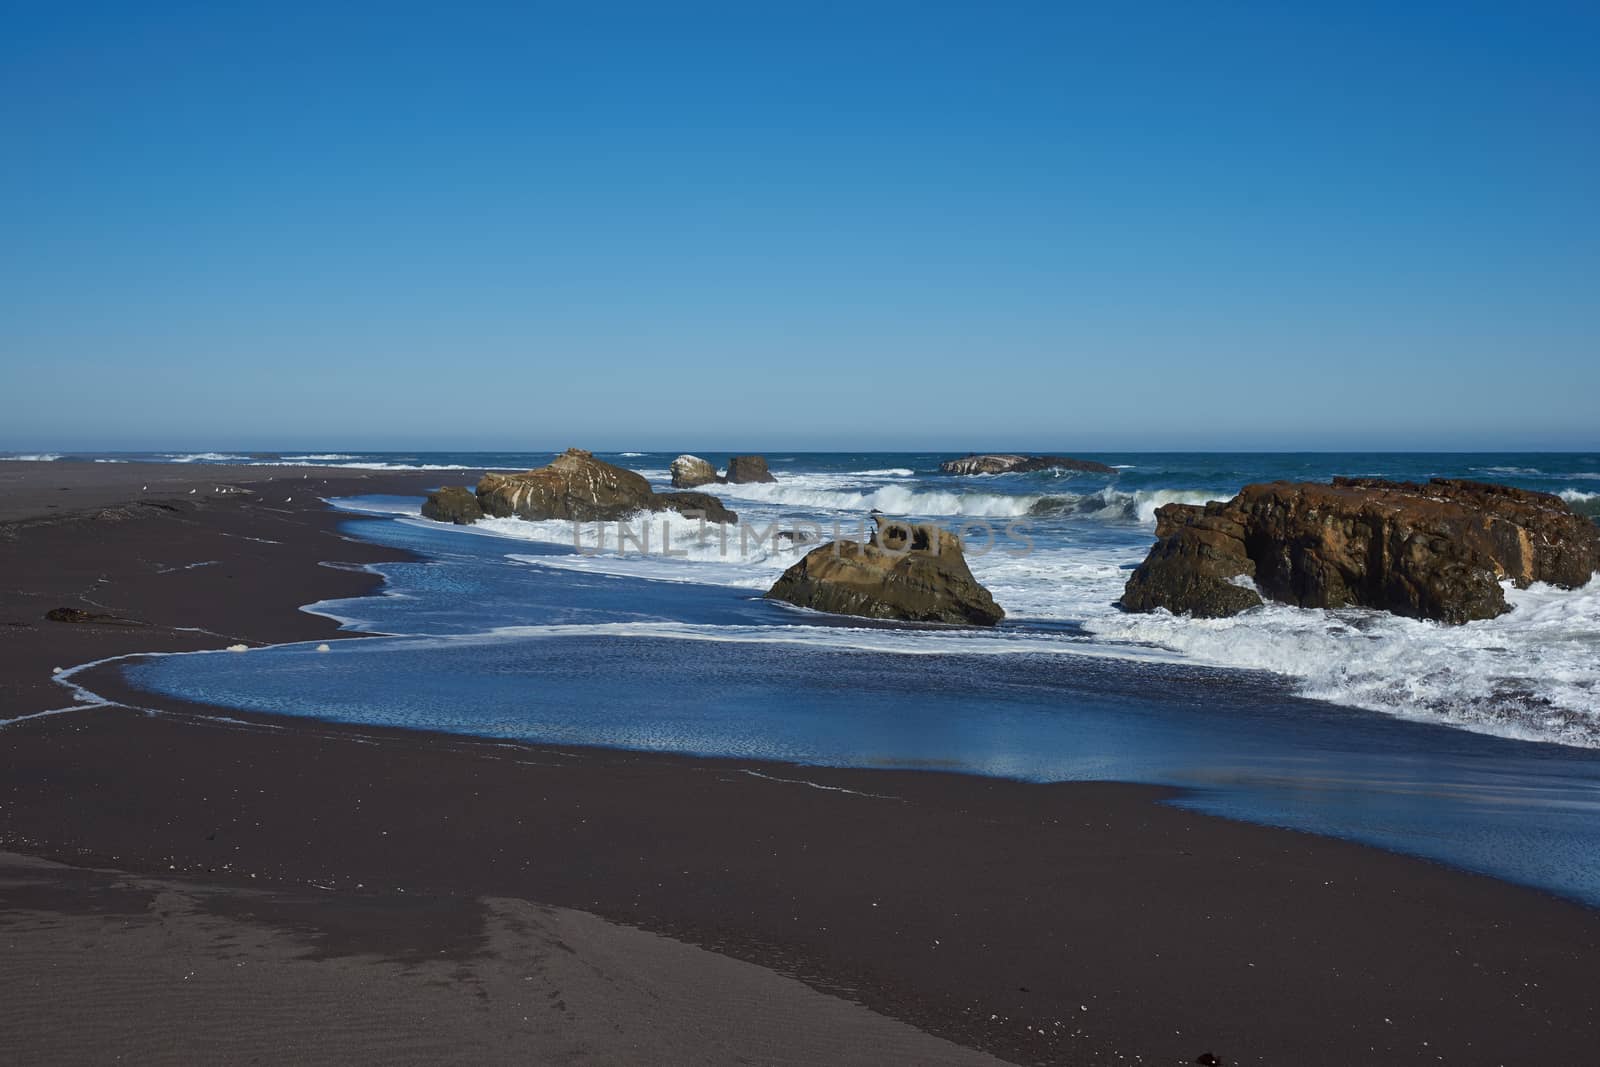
4,462,1600,1063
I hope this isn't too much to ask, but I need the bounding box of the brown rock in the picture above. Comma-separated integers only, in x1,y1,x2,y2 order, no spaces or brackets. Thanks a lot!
726,455,777,484
765,516,1004,625
477,449,736,524
421,486,483,525
1122,478,1600,624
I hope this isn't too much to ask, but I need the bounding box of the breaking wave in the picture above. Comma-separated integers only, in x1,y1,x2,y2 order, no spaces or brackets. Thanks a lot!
1027,488,1222,525
1562,490,1600,520
1084,577,1600,749
712,478,1221,524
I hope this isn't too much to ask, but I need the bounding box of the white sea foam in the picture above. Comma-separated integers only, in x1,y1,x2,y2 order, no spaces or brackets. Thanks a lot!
1029,488,1221,525
270,460,487,470
713,478,1043,517
707,476,1218,525
1474,466,1600,482
484,510,820,586
166,452,251,462
968,545,1134,619
327,497,425,517
432,619,1145,659
1,453,61,461
1083,577,1600,748
1560,490,1600,519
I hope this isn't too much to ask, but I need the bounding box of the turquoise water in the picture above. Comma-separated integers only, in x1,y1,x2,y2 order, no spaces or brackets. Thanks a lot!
94,451,1600,904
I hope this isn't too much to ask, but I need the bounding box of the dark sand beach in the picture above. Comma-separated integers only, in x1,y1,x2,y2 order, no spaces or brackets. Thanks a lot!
3,461,1599,1065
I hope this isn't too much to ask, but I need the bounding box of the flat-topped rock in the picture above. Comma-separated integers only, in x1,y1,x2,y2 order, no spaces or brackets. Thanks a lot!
765,516,1004,625
940,454,1115,475
1121,477,1600,623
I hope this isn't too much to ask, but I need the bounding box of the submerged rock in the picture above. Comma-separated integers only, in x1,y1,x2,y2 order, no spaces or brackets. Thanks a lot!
1122,478,1600,624
474,449,737,524
940,454,1115,475
45,607,141,626
421,486,484,525
649,491,738,525
765,516,1005,625
670,455,722,489
726,455,777,483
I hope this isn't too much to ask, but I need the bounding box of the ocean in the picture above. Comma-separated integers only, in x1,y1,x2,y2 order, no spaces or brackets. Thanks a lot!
31,449,1600,904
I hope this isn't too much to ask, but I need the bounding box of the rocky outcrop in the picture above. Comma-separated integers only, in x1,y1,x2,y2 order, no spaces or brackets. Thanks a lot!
941,454,1115,475
670,455,722,489
472,449,737,524
726,455,777,483
1122,478,1600,624
421,486,483,525
765,516,1005,625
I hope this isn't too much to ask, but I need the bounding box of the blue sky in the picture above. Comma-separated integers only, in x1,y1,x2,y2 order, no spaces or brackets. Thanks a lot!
2,2,1596,451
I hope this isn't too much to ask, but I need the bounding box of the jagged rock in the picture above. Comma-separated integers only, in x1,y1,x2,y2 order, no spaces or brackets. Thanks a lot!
726,455,777,483
670,455,723,489
1122,478,1600,624
940,454,1115,475
421,486,483,525
765,516,1004,625
475,449,737,524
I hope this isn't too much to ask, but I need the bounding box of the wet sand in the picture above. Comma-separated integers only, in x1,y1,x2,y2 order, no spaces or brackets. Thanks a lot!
2,461,1598,1065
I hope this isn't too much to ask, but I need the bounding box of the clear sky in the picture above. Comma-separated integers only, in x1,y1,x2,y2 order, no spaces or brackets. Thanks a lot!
2,2,1596,452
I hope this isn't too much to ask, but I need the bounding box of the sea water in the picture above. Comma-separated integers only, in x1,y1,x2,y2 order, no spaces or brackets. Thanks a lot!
94,451,1600,904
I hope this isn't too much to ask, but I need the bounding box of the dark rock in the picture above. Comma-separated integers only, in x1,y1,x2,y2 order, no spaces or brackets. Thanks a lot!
1196,1055,1223,1066
1120,505,1264,618
649,492,738,525
477,449,737,524
1122,478,1600,624
765,516,1005,625
940,454,1115,475
726,455,777,483
670,455,723,489
421,486,483,525
46,607,141,626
